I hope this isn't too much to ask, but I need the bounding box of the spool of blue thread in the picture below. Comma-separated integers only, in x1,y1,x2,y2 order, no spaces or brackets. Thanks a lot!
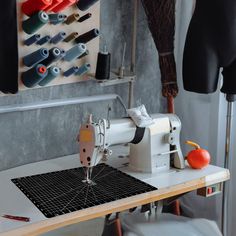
36,35,51,45
40,47,61,66
49,14,67,25
23,48,49,67
38,66,60,86
63,66,79,77
24,34,41,46
21,64,48,88
59,49,66,59
64,43,86,61
78,49,89,59
75,63,91,76
50,32,67,44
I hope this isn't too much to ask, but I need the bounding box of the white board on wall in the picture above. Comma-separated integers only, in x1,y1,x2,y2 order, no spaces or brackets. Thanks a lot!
17,0,100,90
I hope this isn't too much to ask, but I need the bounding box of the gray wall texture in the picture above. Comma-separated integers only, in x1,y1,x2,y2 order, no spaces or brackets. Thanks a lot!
0,1,164,171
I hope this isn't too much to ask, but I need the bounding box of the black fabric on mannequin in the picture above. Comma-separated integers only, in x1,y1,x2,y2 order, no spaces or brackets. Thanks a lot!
183,0,236,94
0,0,18,93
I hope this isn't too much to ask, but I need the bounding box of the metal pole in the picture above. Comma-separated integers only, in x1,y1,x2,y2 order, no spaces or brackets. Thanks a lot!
222,94,235,236
129,0,139,109
0,94,127,115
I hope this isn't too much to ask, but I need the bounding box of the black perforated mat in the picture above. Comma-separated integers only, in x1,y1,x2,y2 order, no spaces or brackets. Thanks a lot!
12,164,157,218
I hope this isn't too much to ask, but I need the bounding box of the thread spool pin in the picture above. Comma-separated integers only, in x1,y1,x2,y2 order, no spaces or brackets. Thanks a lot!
65,13,80,25
36,35,51,45
64,32,79,43
75,63,91,76
24,34,41,46
74,28,100,44
50,32,66,44
38,66,47,74
78,13,92,23
63,66,79,77
78,49,89,59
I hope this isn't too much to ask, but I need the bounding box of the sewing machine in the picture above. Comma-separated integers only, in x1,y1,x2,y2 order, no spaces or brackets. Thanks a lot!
78,114,185,183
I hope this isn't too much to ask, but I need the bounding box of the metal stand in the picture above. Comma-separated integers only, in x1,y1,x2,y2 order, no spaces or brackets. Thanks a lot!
222,94,235,236
129,0,139,109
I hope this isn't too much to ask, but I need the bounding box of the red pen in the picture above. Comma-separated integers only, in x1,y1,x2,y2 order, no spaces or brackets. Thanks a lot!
2,215,30,222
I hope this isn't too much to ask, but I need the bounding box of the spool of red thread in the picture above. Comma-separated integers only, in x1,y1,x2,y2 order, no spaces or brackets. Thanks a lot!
44,0,63,12
22,0,52,16
52,0,77,13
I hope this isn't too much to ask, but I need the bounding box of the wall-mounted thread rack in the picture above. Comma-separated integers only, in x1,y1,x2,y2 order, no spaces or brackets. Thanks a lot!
14,0,139,110
17,0,100,90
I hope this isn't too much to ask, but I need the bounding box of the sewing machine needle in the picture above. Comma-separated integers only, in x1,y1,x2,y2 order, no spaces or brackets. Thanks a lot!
84,167,93,185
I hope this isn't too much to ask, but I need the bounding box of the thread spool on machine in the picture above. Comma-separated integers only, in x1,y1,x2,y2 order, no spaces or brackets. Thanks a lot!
18,0,100,90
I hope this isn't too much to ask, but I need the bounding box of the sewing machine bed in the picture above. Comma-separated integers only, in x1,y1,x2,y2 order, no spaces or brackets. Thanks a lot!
11,164,157,218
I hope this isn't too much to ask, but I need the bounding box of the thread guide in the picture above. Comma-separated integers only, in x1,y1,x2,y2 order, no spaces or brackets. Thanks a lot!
17,0,100,90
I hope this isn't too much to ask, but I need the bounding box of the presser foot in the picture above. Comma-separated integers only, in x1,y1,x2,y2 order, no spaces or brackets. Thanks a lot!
82,178,96,186
82,167,96,186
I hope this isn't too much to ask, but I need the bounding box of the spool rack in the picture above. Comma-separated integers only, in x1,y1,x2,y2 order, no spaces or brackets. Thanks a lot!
17,0,100,90
95,0,138,108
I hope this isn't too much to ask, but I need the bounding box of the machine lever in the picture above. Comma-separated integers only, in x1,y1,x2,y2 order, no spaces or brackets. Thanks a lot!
157,149,178,156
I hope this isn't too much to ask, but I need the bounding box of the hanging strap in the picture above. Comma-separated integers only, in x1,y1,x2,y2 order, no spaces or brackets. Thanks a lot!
130,126,145,144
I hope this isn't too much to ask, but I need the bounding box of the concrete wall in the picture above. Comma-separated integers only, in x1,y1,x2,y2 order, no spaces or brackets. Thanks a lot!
2,0,233,232
0,0,164,171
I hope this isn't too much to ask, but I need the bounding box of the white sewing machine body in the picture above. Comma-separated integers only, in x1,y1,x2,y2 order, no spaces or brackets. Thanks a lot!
79,114,185,174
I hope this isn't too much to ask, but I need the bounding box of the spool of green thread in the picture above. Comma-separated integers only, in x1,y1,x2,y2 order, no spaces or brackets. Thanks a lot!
38,66,60,86
22,11,49,35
